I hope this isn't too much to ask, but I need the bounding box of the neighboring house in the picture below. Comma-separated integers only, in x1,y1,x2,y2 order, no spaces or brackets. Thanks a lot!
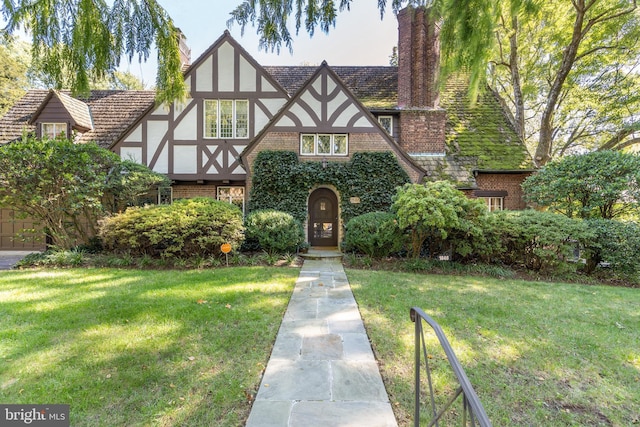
0,6,534,250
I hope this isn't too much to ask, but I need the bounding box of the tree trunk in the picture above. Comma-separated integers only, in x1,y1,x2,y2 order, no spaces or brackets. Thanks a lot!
534,0,587,166
509,13,526,142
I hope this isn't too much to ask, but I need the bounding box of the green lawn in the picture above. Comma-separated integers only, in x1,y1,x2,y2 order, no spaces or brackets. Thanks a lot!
0,268,298,426
3,266,639,426
348,269,640,426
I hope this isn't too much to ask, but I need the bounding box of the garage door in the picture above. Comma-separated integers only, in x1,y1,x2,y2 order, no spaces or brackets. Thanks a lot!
0,209,46,250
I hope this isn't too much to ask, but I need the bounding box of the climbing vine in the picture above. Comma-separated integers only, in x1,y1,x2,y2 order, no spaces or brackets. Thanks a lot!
249,150,410,226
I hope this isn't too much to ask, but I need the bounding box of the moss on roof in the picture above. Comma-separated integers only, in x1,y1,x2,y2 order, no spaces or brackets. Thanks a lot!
440,76,535,171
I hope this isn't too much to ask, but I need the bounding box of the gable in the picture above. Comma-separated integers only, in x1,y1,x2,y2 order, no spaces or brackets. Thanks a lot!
269,64,376,133
243,63,424,183
28,90,93,134
112,31,290,181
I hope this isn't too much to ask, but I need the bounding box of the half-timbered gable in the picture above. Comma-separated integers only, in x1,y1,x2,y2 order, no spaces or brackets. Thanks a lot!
111,31,290,184
242,62,424,188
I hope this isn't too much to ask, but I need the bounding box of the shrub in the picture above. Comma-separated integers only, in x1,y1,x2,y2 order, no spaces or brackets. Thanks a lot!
244,210,304,254
343,211,405,258
99,198,244,258
580,219,640,278
522,151,640,219
392,182,490,259
492,210,589,273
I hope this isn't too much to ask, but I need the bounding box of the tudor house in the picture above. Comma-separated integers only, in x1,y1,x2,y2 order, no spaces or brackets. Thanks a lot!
0,6,534,250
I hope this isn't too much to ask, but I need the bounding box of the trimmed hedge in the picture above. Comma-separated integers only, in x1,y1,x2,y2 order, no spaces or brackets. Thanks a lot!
99,198,244,258
343,211,406,258
244,210,304,254
491,210,589,273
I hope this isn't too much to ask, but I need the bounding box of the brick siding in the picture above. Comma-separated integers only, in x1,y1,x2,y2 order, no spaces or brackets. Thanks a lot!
398,109,446,153
172,184,217,199
469,173,532,210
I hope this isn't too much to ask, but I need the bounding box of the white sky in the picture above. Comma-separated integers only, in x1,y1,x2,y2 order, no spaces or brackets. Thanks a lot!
121,1,399,86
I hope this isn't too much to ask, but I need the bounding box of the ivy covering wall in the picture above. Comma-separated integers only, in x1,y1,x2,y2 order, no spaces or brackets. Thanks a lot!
249,150,410,225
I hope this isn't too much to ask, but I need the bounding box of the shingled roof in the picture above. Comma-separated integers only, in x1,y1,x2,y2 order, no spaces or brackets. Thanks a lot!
266,66,534,173
441,76,535,171
0,89,155,148
264,66,398,109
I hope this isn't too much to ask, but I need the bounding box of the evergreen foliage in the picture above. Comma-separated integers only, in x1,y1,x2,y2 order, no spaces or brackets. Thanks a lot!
392,181,489,259
1,0,184,104
244,210,304,254
99,198,245,258
343,211,405,258
248,150,410,225
522,151,640,219
580,219,640,278
492,210,589,273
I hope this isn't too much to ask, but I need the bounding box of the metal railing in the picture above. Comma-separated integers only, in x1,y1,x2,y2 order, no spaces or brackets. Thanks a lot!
410,307,492,427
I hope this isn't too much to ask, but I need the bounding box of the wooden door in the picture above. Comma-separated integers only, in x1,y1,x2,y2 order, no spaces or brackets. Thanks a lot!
308,189,338,247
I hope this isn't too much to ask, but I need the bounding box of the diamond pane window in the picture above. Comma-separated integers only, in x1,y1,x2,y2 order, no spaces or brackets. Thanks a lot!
220,100,234,138
300,134,348,156
333,135,347,155
204,100,218,138
217,186,245,214
378,116,393,136
204,99,248,139
317,135,331,154
301,135,315,154
235,100,248,138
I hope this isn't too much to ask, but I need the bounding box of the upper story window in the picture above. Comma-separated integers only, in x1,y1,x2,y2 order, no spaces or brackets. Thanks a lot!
300,134,348,156
41,123,67,139
204,99,248,139
378,116,393,136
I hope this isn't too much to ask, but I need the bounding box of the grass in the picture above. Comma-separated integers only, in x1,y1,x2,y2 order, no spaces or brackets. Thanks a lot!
347,269,640,426
0,267,298,426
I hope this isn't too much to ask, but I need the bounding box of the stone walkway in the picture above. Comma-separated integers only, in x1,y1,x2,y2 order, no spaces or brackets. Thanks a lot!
245,253,397,427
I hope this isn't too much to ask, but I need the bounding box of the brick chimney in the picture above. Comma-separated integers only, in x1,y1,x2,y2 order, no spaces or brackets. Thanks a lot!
397,6,446,154
176,28,191,72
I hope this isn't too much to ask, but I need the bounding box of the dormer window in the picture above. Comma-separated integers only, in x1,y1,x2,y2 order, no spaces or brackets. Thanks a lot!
41,123,68,139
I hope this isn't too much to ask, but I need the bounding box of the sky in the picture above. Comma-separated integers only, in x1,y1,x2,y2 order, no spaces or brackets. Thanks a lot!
120,1,400,86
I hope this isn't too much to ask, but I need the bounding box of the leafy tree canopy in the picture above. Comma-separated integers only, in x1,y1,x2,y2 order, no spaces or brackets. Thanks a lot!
522,150,640,220
1,0,183,104
0,35,31,114
90,70,147,90
0,136,168,249
490,0,640,165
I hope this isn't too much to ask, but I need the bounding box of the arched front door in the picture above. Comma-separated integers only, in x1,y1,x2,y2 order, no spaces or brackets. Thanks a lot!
308,188,338,247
